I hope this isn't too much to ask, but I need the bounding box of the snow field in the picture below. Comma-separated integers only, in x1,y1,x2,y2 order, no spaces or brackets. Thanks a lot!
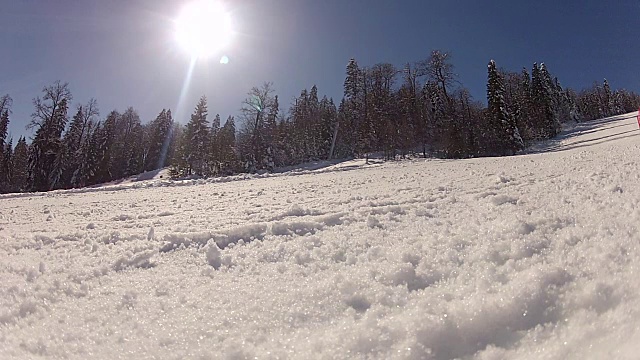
1,112,640,359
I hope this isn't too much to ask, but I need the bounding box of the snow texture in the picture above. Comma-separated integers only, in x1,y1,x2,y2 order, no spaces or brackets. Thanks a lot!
1,112,640,359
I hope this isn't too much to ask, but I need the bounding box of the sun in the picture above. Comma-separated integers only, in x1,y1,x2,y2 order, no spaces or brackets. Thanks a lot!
175,0,233,59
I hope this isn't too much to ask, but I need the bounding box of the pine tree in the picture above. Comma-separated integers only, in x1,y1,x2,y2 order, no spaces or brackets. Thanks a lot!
74,121,100,187
343,58,360,149
0,97,11,190
27,82,72,191
112,107,144,179
184,96,210,176
369,63,397,158
144,109,174,171
207,113,222,174
320,96,338,160
396,64,422,156
59,106,85,188
486,60,524,155
11,137,28,192
538,63,561,137
1,138,12,192
0,109,8,149
93,111,118,184
516,68,534,141
602,79,613,117
218,116,237,174
168,123,186,178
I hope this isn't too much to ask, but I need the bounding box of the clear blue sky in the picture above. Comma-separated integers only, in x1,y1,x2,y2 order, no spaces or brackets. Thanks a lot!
2,0,639,142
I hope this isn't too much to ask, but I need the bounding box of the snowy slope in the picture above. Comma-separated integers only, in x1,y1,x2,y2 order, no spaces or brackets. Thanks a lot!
1,112,639,359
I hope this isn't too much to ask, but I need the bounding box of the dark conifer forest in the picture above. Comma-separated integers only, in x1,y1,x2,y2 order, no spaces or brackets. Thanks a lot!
1,50,639,193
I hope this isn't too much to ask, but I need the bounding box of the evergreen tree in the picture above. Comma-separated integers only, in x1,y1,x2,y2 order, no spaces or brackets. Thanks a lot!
342,59,361,155
530,63,555,138
144,109,174,171
602,79,613,117
93,110,119,183
59,103,98,188
1,138,12,192
168,123,186,178
0,95,11,190
538,63,561,137
0,108,8,149
218,116,237,174
184,96,210,176
74,121,100,187
112,107,144,179
369,63,398,158
396,64,422,157
60,106,87,187
486,60,524,155
320,96,338,160
207,113,222,174
11,137,28,192
517,68,534,141
27,81,72,191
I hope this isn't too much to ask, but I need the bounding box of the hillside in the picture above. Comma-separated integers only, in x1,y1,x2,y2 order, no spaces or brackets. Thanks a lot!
1,112,639,359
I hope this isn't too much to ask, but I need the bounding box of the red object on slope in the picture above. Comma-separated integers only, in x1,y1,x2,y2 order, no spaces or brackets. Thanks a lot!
638,108,640,128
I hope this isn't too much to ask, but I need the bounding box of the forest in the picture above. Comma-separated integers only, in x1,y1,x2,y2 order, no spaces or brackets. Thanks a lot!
1,50,639,193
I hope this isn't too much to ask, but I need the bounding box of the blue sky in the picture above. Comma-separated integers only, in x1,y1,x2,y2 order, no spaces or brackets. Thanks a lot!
2,0,639,142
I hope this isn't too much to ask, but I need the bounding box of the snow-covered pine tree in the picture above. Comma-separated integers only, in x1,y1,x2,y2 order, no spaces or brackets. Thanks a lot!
530,63,557,139
48,98,70,189
602,79,613,117
538,63,561,137
517,68,534,141
486,60,523,155
73,121,100,187
342,58,363,156
0,97,10,191
92,111,116,183
27,82,72,192
184,96,210,176
59,106,86,188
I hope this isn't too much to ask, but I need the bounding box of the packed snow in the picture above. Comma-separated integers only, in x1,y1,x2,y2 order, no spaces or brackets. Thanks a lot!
1,112,640,359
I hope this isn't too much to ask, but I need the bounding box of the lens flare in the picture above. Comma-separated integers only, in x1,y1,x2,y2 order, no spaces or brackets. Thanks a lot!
175,1,233,59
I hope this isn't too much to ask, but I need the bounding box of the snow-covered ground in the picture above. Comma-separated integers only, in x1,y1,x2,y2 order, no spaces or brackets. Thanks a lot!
1,112,640,359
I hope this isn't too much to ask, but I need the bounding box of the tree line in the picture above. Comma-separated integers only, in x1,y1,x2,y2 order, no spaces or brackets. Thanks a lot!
1,50,639,193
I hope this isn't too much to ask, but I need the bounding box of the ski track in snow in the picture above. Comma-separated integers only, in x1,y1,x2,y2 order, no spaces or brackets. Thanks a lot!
1,112,639,359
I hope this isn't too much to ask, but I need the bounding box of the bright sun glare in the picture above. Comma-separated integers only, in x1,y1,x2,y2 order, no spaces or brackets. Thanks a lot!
175,0,233,59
